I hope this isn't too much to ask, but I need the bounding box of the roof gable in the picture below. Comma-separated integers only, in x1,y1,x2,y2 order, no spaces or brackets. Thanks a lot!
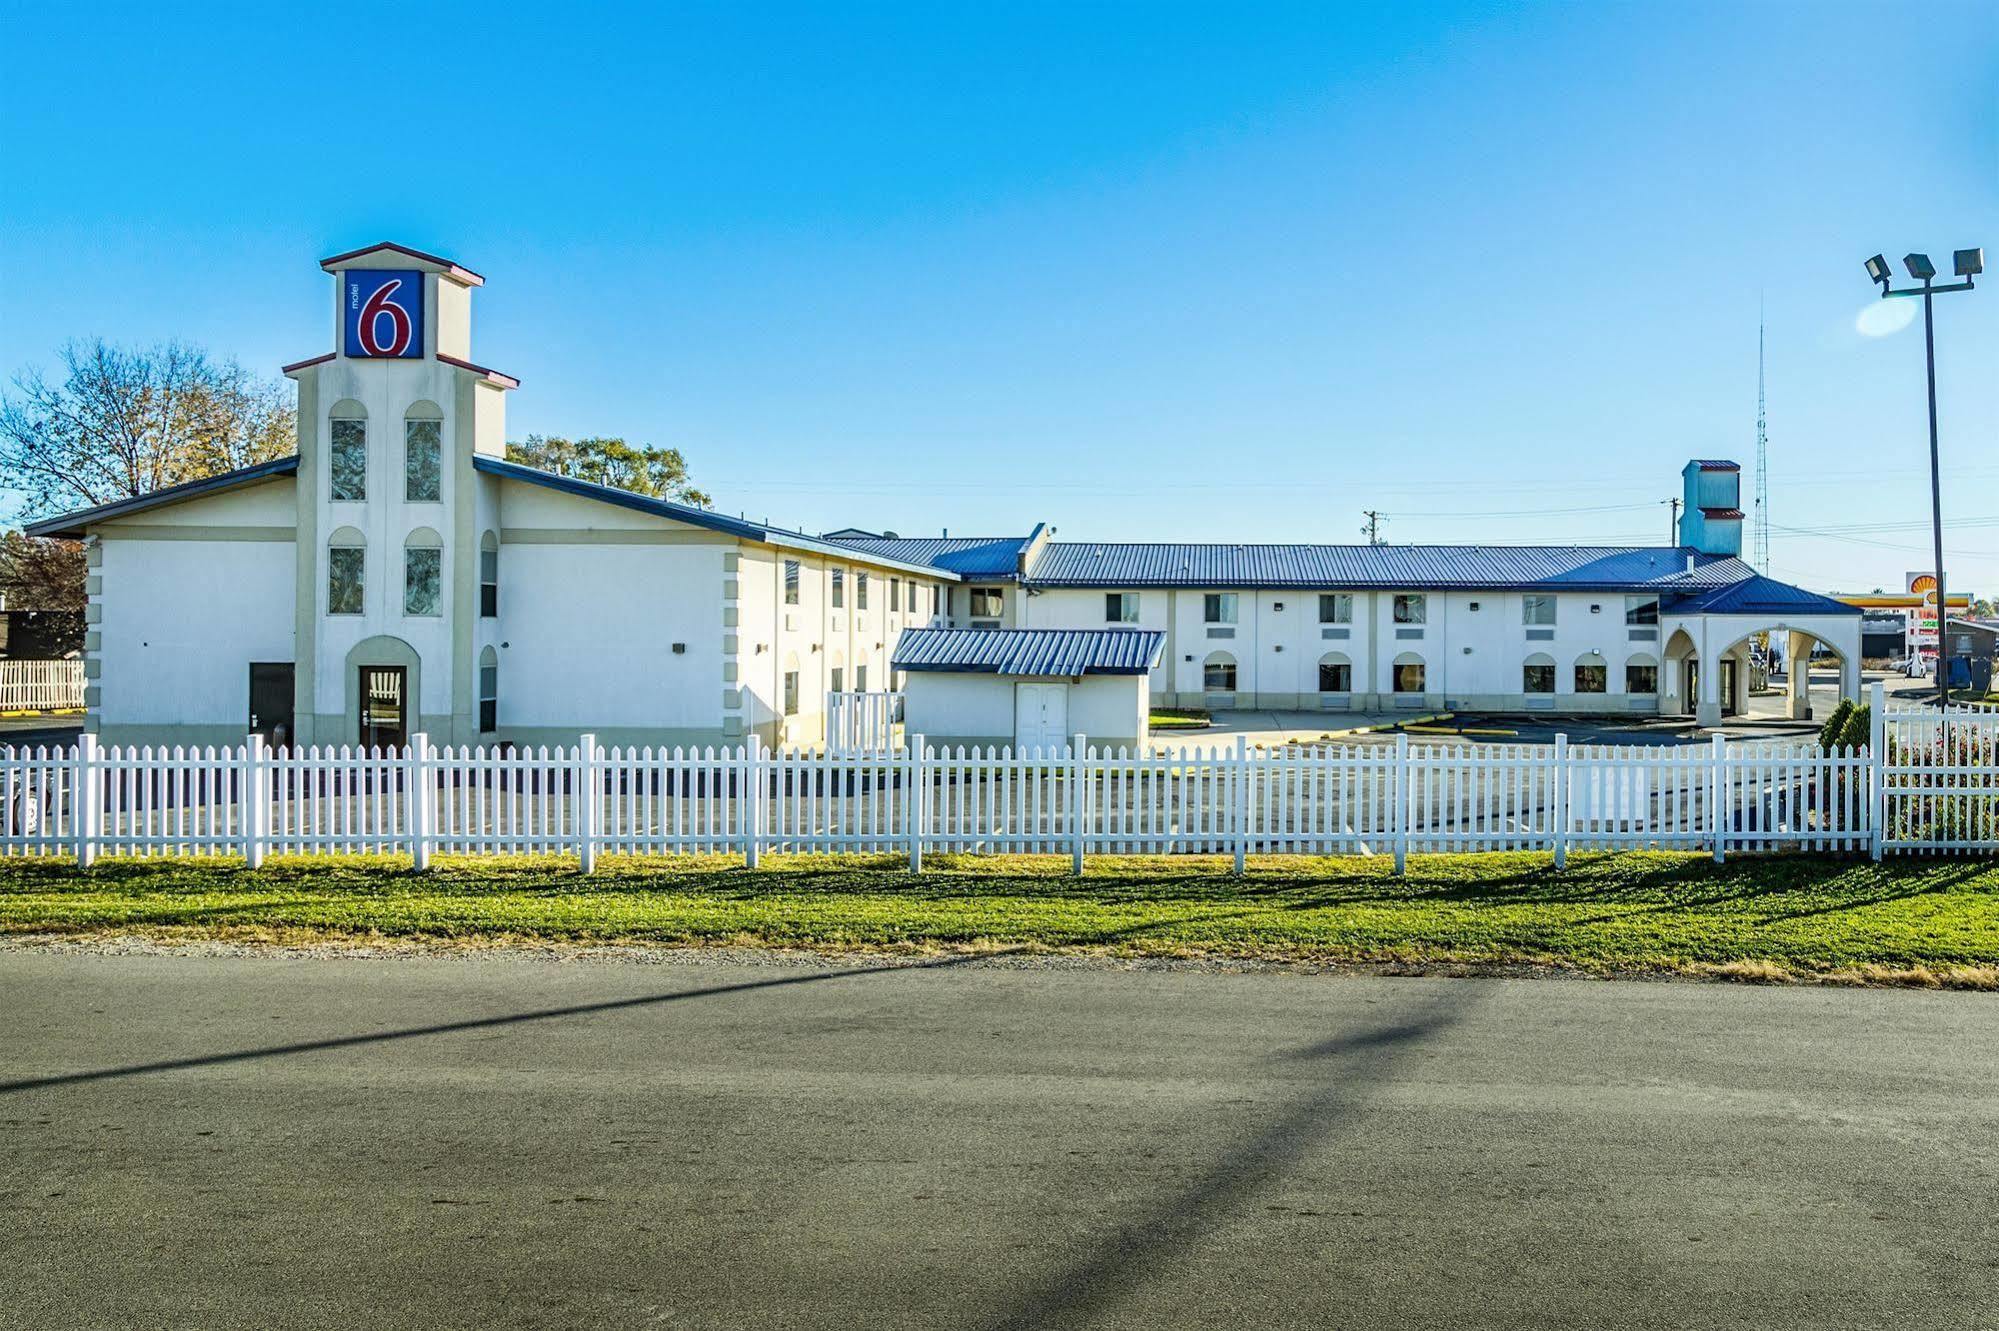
23,456,300,539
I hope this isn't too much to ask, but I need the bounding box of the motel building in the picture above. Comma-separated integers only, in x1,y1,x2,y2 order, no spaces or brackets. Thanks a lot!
29,244,1863,751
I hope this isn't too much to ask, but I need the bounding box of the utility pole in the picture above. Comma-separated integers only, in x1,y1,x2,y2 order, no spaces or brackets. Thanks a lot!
1866,248,1980,712
1666,497,1680,545
1361,510,1386,546
1754,305,1770,573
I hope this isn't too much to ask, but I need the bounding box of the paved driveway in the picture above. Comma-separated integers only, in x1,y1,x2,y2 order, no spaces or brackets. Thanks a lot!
2,948,1992,1329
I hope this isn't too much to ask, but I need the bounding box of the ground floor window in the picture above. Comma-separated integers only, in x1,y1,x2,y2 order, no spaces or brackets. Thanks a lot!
1393,656,1425,693
327,544,364,615
830,666,844,694
1318,659,1351,692
1626,660,1659,694
478,648,497,733
783,670,800,716
855,664,868,692
404,546,442,617
1523,657,1555,693
1575,657,1608,693
1203,654,1237,692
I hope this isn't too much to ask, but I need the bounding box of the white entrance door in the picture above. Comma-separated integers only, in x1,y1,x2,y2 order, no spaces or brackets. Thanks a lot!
1014,682,1070,752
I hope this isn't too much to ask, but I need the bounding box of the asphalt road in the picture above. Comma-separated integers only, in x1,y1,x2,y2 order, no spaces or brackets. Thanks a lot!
2,949,1994,1330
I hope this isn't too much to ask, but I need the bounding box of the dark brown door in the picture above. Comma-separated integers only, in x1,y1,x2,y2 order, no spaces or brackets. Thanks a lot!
1720,659,1738,717
248,663,294,746
358,666,408,751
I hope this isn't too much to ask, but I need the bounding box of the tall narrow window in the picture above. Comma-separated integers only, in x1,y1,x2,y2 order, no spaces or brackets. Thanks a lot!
889,577,901,612
479,532,498,618
327,533,364,614
831,569,846,608
404,416,441,502
783,670,800,716
930,585,940,616
830,666,844,694
404,531,442,617
330,415,367,501
855,663,868,692
1203,593,1237,624
784,559,800,605
1318,594,1352,624
478,647,498,733
856,572,870,610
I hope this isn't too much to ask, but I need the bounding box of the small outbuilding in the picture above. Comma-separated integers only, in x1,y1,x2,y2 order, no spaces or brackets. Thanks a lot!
892,627,1165,751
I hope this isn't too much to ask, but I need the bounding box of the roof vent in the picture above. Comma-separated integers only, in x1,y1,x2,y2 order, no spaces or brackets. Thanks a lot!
882,530,899,539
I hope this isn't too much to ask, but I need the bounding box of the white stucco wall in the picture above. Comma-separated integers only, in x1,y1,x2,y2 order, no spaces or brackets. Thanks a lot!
903,673,1146,749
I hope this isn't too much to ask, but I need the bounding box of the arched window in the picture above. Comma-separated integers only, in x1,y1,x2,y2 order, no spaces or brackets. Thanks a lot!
1203,651,1237,693
404,400,443,502
1392,652,1426,694
329,400,368,502
1317,652,1351,693
327,526,365,615
479,531,499,618
1625,653,1659,695
1522,652,1556,694
1574,651,1609,694
403,527,443,617
478,646,498,733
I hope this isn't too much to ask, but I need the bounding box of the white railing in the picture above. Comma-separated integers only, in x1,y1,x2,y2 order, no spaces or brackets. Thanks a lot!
0,659,83,711
826,690,903,755
0,723,1918,871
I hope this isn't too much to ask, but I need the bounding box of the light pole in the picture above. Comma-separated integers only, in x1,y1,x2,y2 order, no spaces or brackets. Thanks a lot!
1866,248,1981,711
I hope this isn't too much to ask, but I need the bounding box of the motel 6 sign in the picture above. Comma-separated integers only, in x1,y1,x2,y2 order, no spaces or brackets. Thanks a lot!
343,270,424,358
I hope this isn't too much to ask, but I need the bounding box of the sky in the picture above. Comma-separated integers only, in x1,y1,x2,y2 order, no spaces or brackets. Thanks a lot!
2,1,1994,595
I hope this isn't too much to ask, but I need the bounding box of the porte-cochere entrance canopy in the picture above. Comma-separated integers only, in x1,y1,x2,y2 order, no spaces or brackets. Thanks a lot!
1657,573,1862,725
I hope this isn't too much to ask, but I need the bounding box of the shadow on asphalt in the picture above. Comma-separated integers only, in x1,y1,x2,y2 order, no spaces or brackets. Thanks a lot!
982,989,1476,1331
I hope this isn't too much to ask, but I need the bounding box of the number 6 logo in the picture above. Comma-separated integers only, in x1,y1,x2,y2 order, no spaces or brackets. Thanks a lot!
357,279,414,357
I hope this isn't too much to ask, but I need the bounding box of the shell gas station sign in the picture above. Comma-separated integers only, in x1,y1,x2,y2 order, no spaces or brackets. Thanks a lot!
1908,572,1940,651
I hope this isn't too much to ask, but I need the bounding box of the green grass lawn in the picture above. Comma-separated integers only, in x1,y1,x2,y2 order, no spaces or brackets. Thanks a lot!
1147,709,1212,730
3,852,1997,985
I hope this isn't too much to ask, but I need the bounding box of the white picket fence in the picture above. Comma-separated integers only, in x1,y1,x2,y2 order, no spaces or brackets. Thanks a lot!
3,682,1989,870
826,690,903,755
0,729,1893,872
0,659,83,711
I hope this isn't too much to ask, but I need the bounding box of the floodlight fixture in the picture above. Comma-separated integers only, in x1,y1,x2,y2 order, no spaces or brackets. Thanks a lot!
1865,254,1892,286
1904,252,1936,281
1954,248,1984,278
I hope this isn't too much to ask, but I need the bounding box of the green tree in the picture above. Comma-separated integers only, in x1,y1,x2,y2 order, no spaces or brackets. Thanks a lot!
1816,699,1854,753
506,435,709,507
0,338,295,517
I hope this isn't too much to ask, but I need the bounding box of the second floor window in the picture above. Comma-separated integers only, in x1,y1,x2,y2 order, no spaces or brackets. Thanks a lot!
784,560,800,605
1204,593,1237,624
328,545,364,615
1106,593,1139,623
1522,595,1556,626
1393,594,1427,624
1625,596,1659,625
1318,594,1352,624
479,542,498,618
856,572,869,610
831,569,845,608
404,547,442,617
970,587,1004,619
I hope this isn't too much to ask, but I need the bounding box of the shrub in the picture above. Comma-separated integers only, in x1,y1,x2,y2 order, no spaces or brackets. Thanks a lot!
1818,699,1855,752
1836,703,1871,751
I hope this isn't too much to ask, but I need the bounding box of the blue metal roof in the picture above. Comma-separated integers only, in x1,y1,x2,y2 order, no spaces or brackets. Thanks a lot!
24,455,302,539
1022,543,1755,591
473,456,961,579
824,535,1029,579
892,627,1165,676
1662,575,1860,617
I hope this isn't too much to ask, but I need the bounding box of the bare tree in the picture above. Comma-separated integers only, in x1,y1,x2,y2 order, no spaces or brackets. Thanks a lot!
0,338,296,519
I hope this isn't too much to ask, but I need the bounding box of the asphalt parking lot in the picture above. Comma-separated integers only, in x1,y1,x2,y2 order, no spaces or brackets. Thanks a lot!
3,948,1994,1330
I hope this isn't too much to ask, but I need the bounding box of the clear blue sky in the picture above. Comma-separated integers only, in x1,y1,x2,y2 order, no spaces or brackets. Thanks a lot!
3,2,1993,594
